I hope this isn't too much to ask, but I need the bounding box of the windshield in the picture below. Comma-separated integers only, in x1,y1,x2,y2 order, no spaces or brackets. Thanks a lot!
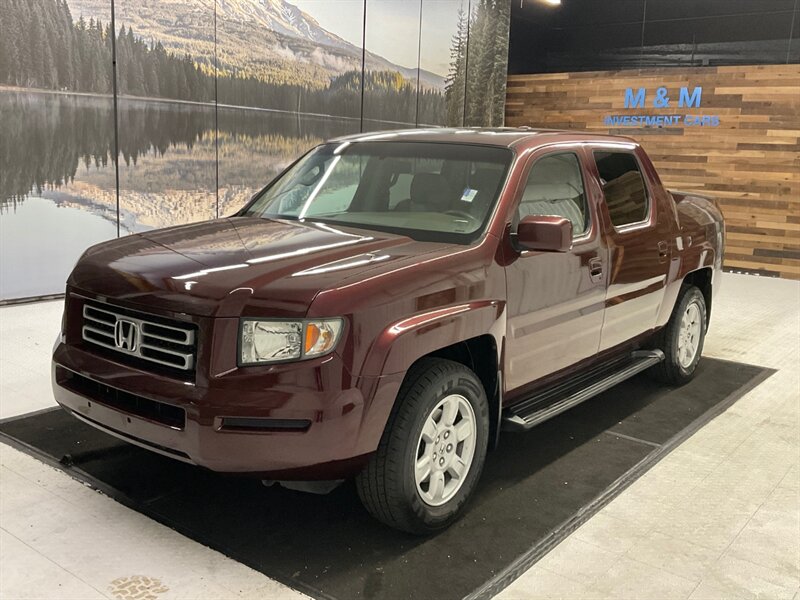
242,141,513,244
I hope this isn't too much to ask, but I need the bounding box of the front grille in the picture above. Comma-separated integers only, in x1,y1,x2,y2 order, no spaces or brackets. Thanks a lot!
57,367,186,430
81,302,196,372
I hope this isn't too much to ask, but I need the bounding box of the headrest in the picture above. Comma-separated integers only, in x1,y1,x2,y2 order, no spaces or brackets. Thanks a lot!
411,173,452,206
534,155,580,184
522,183,580,203
470,167,502,191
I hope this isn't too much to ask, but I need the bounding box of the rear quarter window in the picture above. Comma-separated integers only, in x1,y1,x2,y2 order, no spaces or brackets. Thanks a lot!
593,151,649,228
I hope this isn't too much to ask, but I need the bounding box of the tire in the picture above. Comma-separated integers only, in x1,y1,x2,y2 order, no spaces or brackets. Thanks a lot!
651,285,707,385
356,358,490,534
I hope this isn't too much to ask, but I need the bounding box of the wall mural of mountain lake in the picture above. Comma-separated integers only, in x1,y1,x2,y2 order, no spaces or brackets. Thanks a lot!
0,0,511,301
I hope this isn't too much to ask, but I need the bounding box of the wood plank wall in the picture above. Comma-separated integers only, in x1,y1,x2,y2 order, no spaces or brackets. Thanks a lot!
505,65,800,279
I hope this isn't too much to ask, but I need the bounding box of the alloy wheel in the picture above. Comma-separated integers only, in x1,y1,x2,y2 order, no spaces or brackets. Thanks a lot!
414,394,477,507
677,301,702,368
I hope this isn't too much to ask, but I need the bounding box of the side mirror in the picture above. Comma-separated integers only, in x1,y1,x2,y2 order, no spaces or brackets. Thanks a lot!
516,215,573,252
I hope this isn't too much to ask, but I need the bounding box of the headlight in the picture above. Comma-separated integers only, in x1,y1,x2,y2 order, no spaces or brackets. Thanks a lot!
239,319,343,365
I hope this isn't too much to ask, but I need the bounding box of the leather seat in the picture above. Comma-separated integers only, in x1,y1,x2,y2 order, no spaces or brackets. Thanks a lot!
394,173,453,212
517,154,587,234
518,183,586,231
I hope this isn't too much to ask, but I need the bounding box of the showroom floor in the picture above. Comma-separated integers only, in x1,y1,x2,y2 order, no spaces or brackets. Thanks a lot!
0,273,798,600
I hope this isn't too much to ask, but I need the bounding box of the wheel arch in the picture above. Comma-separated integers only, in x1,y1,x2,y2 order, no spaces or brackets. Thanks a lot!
425,335,502,450
656,265,715,330
682,267,713,324
360,302,506,452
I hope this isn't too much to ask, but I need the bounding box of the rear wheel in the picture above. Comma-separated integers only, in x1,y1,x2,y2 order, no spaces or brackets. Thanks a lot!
651,285,707,385
356,358,489,534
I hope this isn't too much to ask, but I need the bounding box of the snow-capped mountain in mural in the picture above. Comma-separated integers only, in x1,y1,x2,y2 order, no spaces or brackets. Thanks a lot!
217,0,353,51
67,0,445,89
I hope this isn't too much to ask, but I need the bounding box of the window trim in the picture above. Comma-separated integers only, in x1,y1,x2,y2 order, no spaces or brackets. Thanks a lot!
592,149,654,233
515,149,594,243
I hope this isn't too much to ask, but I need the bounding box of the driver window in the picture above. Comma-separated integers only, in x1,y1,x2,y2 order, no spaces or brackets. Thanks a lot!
518,153,589,237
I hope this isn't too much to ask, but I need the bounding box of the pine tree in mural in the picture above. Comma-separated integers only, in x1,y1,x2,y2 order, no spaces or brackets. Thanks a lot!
489,1,511,125
444,7,468,127
444,0,510,127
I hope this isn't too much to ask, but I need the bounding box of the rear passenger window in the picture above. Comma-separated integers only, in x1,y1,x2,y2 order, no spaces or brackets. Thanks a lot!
593,151,649,227
518,153,588,236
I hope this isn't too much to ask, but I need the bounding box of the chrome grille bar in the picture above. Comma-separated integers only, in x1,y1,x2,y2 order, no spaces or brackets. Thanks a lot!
81,303,195,371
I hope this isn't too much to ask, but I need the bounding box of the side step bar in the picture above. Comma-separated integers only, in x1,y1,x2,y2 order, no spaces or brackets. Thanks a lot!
502,350,665,432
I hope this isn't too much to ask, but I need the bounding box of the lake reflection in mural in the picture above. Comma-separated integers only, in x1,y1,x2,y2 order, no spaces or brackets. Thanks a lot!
0,196,118,299
0,90,360,230
0,90,356,298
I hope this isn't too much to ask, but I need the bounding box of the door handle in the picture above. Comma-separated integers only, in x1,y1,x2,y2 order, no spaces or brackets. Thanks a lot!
658,241,669,258
589,257,603,282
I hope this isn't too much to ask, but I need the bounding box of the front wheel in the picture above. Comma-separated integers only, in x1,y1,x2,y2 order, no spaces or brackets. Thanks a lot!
356,358,489,534
651,285,707,385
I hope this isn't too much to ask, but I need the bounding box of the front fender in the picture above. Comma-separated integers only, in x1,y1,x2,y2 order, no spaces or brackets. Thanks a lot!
360,300,506,378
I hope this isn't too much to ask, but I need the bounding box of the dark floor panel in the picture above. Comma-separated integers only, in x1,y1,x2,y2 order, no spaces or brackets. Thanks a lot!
567,359,767,445
0,358,769,600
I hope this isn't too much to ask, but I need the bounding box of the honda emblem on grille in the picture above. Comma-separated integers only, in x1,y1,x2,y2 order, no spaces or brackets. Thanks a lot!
114,319,138,351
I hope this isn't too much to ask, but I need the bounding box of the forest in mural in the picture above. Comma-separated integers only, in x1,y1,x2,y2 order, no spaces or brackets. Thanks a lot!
446,0,511,127
0,0,114,93
0,0,447,120
0,0,511,300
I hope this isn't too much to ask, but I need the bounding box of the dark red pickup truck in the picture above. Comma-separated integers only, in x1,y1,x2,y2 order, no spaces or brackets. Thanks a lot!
53,128,724,533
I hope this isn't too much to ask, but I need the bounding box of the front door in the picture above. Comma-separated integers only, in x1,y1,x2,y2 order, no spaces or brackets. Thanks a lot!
503,149,607,392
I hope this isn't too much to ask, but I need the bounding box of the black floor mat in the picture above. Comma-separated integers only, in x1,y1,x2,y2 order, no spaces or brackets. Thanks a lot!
0,358,771,600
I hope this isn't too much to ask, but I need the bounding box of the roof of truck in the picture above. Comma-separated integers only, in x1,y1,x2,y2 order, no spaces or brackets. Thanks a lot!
329,127,640,150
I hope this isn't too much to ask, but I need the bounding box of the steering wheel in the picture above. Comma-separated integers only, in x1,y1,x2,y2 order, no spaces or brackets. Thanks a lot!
443,209,475,220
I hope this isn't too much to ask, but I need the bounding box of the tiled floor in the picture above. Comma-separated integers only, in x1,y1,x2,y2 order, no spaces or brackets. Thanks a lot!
1,273,798,600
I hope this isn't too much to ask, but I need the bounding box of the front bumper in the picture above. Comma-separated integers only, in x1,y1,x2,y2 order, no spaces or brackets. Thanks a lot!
52,341,375,478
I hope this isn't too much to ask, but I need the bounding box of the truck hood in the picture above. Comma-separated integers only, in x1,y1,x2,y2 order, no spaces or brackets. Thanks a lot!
70,217,445,317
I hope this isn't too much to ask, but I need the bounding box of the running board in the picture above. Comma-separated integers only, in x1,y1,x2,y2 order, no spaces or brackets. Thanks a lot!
502,350,665,432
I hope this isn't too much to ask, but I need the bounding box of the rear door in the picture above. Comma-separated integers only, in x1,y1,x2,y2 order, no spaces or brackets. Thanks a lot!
589,147,673,351
503,147,607,392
